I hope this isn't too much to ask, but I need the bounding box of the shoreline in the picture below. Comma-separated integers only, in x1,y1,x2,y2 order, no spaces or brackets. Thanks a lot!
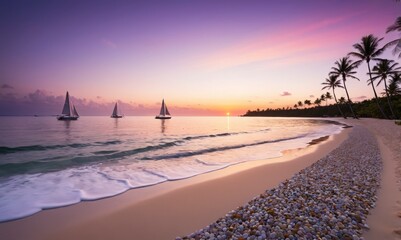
183,124,381,239
0,121,350,240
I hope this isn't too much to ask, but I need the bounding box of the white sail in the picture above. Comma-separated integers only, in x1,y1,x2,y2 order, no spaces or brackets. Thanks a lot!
72,105,79,117
61,91,72,115
165,105,170,115
159,99,166,116
155,99,171,119
111,102,123,118
58,91,79,120
112,103,118,116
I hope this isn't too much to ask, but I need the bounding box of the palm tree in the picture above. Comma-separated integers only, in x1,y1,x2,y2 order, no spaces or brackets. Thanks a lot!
348,34,388,119
314,98,322,107
385,16,401,58
330,56,359,118
325,92,332,105
297,101,303,109
320,94,326,105
339,97,346,105
371,59,401,118
293,104,298,109
304,99,312,108
387,73,401,96
321,75,346,118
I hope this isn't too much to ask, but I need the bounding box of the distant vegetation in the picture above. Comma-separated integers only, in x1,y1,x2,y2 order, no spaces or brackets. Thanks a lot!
244,95,401,118
245,15,401,119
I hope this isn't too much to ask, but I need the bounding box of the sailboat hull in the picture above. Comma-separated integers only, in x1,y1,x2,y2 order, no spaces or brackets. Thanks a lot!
57,115,79,120
155,115,171,119
111,115,123,118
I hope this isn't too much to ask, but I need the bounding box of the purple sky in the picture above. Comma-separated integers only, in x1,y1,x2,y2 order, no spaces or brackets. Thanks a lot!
0,0,400,116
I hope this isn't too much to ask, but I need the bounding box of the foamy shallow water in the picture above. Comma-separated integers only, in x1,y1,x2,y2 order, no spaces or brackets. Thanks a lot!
0,117,343,222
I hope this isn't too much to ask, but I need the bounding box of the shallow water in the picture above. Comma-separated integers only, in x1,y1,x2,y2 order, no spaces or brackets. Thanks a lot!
0,116,342,222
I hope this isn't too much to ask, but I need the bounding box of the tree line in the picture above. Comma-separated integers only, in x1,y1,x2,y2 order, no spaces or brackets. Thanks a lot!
245,15,401,119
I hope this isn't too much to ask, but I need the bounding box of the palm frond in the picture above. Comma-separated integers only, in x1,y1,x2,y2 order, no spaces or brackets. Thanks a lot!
347,75,360,81
348,51,364,60
386,16,401,33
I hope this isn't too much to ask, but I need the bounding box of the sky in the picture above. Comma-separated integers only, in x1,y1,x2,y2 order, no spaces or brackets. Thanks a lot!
0,0,400,116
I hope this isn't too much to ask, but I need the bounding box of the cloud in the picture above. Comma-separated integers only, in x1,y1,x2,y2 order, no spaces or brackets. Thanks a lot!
280,91,291,96
200,13,368,70
353,95,367,101
1,84,13,89
309,95,315,98
101,38,117,49
0,89,222,116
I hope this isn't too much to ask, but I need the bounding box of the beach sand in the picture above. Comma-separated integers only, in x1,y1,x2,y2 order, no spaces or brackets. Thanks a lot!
352,119,401,240
0,118,399,239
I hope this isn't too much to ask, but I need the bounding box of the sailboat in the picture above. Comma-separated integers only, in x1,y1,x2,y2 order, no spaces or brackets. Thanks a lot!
57,91,79,120
111,102,123,118
155,99,172,119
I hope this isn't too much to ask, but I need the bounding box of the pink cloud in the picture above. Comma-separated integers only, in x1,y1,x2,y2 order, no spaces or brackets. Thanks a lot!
200,11,385,70
353,95,367,101
101,38,117,49
0,89,225,116
1,84,13,89
280,91,291,96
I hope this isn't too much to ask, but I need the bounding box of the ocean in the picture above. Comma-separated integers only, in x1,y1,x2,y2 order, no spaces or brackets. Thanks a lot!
0,116,343,222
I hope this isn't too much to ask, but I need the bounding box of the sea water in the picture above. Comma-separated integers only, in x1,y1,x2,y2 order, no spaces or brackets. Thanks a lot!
0,116,343,222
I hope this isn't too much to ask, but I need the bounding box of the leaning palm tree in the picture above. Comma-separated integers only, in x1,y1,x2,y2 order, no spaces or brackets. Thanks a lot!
385,16,401,58
348,34,388,119
321,75,346,118
330,56,359,118
371,59,401,118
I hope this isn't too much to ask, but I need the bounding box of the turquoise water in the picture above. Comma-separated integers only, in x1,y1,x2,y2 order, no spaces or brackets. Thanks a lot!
0,116,342,222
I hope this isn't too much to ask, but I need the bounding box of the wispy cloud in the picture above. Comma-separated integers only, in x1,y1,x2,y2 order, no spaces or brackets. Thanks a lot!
0,89,223,116
280,91,291,96
353,95,367,101
200,13,366,70
101,38,117,49
1,84,13,89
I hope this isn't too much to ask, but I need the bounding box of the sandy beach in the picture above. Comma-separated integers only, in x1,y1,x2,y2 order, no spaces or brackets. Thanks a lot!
0,118,400,240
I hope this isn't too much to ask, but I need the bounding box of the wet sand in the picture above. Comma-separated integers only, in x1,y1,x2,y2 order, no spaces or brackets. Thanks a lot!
1,118,399,240
0,121,349,240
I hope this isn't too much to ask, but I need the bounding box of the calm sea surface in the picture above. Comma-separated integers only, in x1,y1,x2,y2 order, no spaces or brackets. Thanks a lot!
0,116,343,222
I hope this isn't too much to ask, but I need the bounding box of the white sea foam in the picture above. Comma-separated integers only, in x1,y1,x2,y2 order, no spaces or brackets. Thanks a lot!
0,117,344,222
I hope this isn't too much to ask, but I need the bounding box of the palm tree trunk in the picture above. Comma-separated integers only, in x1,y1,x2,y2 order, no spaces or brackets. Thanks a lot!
383,79,397,119
367,62,388,119
342,76,357,119
333,89,346,119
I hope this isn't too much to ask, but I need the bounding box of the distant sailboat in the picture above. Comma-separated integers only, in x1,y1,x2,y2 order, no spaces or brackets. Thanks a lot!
155,99,172,119
57,91,79,120
111,102,123,118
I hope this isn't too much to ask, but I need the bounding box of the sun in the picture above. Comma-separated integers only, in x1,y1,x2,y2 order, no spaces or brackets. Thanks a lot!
226,112,230,116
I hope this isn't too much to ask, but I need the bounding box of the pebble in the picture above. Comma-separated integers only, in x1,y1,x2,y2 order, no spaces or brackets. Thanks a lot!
178,126,381,240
